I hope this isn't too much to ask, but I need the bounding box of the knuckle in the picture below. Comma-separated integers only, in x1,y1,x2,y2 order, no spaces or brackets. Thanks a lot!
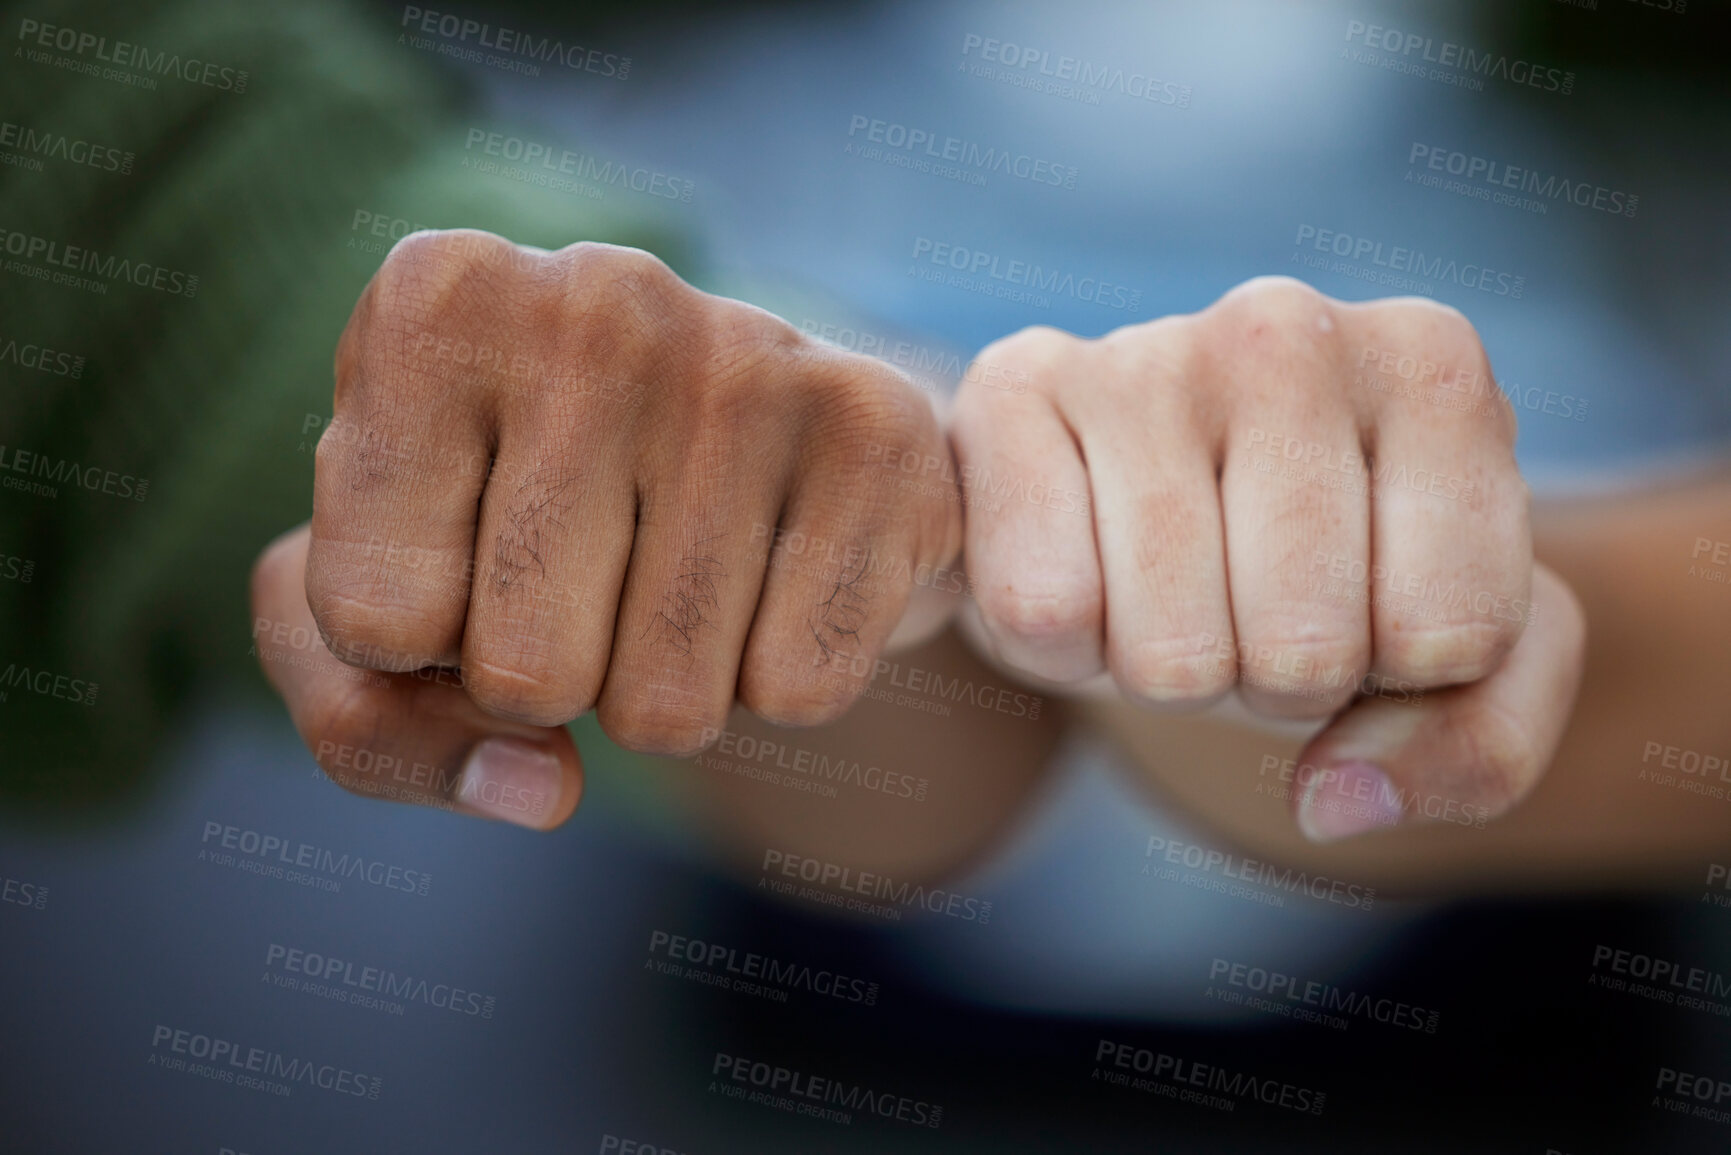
306,588,445,672
1109,635,1235,705
598,692,722,757
373,228,517,326
967,325,1083,395
1235,631,1367,704
1097,314,1195,381
691,313,794,422
1204,276,1341,365
462,653,592,727
344,230,531,409
737,667,854,730
1376,298,1516,441
554,241,685,330
1377,618,1515,686
979,581,1101,646
805,368,930,464
1378,294,1477,347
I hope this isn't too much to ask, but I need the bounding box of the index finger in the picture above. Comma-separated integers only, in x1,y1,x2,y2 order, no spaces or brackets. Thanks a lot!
252,524,583,830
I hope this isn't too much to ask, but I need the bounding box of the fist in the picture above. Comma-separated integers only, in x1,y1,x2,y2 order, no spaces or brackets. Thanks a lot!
951,276,1585,840
253,230,961,826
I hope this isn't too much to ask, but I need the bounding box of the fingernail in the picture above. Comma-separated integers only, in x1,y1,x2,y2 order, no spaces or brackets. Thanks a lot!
456,738,562,829
1297,759,1404,843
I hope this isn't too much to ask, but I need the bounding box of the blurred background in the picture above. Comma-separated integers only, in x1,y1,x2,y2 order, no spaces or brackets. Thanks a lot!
2,0,1729,1150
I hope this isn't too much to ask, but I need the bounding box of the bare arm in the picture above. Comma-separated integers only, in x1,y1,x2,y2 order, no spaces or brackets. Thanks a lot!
1083,470,1731,895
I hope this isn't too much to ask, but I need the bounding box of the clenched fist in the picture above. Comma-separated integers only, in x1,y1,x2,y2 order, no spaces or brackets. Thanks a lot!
951,277,1586,841
252,231,961,827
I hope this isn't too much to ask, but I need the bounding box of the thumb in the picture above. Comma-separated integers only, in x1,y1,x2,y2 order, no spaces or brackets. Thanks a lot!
250,524,583,830
1291,562,1586,842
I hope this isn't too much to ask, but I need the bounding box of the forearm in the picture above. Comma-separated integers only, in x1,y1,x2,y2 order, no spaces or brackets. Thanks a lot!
665,626,1070,886
1521,468,1731,877
1082,469,1731,895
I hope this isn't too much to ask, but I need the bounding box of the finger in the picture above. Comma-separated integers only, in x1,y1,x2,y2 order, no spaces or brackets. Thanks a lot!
457,241,685,727
1291,562,1584,842
1347,299,1532,687
596,465,790,754
950,327,1103,683
459,434,637,726
306,230,512,672
1068,320,1236,706
1211,280,1370,718
738,358,960,725
252,524,582,830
